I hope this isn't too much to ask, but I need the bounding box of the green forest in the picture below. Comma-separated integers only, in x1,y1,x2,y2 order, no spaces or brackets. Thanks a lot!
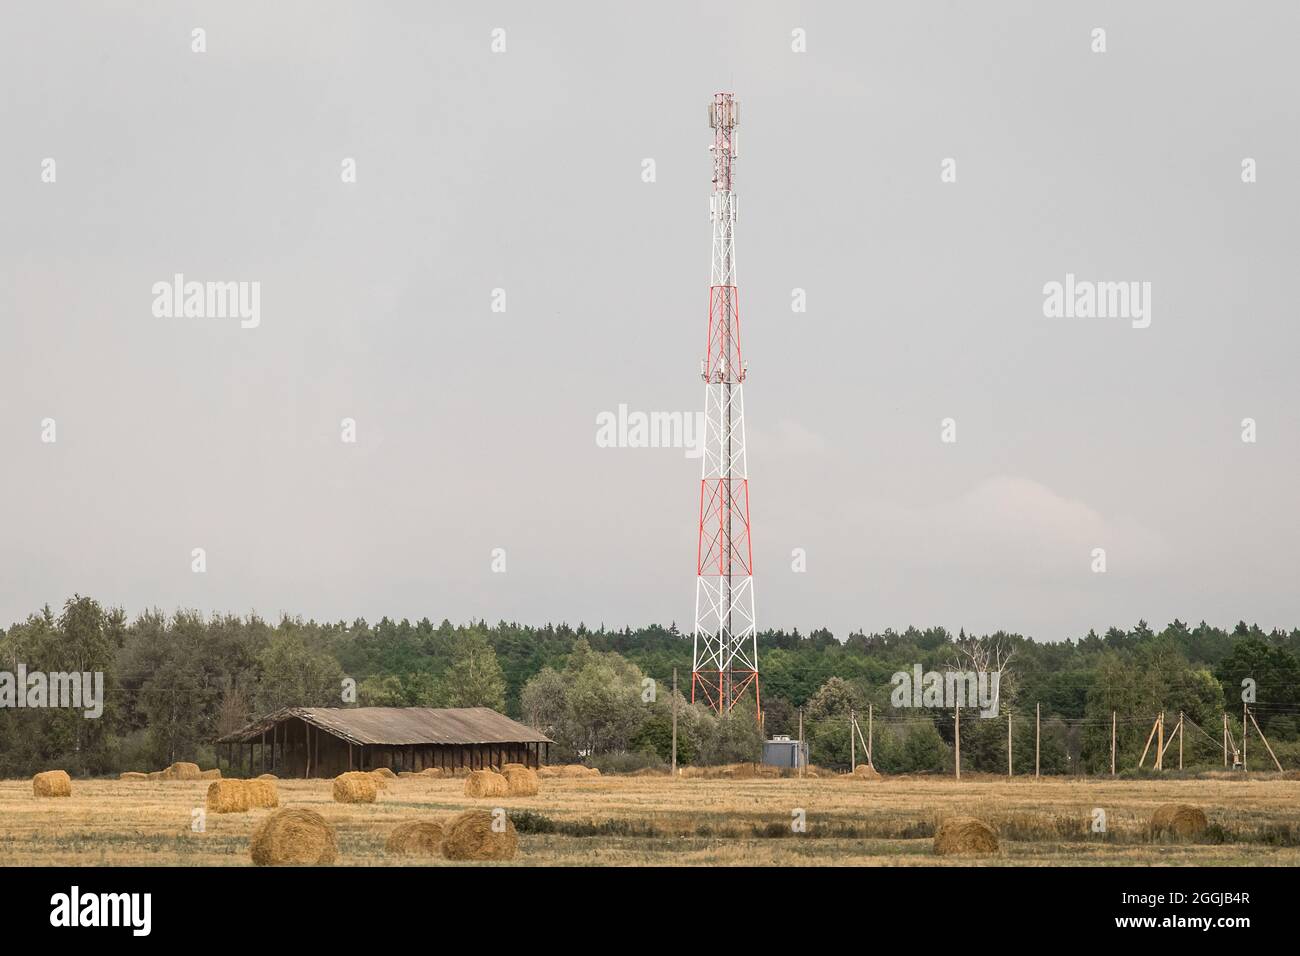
2,595,1299,777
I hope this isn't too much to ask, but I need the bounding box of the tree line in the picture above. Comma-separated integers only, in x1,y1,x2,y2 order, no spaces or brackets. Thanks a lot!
2,595,1298,776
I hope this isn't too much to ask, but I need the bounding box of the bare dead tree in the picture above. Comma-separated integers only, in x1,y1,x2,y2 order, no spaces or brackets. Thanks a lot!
216,679,251,738
948,633,1018,711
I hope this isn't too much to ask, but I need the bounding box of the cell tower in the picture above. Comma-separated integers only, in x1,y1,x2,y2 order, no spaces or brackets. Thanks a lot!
691,92,759,718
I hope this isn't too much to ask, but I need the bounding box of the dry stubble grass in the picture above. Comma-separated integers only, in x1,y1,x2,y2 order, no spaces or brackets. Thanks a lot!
0,773,1296,866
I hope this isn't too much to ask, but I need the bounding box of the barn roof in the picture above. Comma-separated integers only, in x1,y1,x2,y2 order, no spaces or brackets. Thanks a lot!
216,706,552,746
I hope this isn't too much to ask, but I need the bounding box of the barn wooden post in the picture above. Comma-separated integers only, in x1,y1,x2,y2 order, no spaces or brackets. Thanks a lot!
260,731,267,774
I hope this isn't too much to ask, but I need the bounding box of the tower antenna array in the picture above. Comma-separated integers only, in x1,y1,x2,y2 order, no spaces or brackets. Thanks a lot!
691,92,759,718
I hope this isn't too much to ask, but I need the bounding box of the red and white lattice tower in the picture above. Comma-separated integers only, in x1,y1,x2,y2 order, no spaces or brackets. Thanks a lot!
691,92,759,718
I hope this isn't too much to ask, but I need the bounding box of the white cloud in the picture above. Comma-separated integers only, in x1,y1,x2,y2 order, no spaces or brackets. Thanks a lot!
857,476,1169,578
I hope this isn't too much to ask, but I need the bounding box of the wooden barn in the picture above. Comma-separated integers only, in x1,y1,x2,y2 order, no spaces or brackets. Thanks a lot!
215,706,552,778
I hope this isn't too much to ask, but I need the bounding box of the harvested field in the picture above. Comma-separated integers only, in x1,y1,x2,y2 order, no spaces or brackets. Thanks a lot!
0,774,1296,866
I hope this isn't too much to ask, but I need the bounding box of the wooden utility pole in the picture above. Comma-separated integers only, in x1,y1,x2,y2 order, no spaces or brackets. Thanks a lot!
798,707,805,778
1247,706,1284,772
1222,712,1228,768
954,702,961,780
1242,701,1248,772
1138,714,1158,768
671,668,678,775
1159,712,1183,769
1155,711,1164,771
867,702,873,766
1111,711,1116,777
1007,709,1013,779
1034,702,1040,779
850,707,856,772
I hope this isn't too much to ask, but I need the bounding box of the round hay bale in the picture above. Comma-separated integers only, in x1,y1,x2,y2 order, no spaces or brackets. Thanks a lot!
162,761,202,781
504,767,539,796
245,778,280,808
147,770,165,781
256,773,277,780
207,779,251,813
558,764,593,778
366,771,390,790
200,768,222,780
33,770,72,798
371,767,398,779
385,820,445,857
398,771,424,779
934,816,999,856
1151,803,1208,839
249,809,337,866
851,764,881,780
333,772,378,804
464,769,509,798
119,771,148,781
206,779,251,814
537,765,559,778
501,763,526,772
441,809,518,861
421,767,444,778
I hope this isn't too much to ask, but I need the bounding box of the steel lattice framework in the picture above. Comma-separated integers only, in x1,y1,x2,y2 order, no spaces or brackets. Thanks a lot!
691,92,759,718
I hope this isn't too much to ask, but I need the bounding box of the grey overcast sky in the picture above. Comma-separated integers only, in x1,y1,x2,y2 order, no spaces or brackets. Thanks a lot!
2,1,1297,641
